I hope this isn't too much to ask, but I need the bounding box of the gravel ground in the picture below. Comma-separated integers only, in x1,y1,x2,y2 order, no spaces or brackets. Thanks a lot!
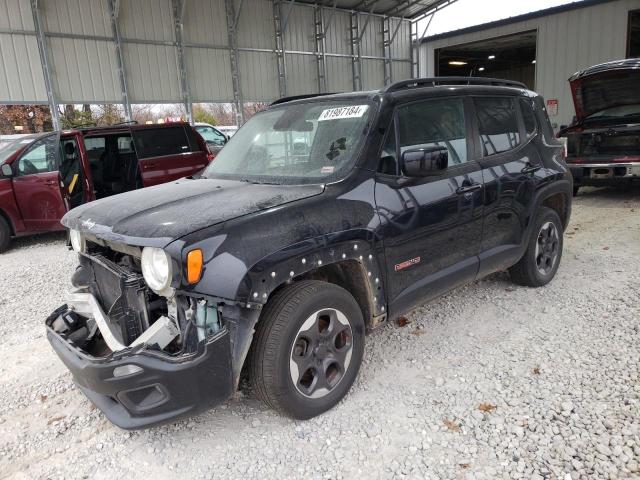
0,187,639,480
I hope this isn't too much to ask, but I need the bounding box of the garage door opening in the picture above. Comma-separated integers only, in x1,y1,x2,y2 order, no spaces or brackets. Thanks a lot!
435,30,537,89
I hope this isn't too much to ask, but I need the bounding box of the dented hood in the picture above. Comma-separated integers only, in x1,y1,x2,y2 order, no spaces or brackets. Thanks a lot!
569,59,640,121
62,178,324,245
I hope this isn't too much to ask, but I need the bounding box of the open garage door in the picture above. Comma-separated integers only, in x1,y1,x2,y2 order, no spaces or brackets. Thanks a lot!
435,30,537,89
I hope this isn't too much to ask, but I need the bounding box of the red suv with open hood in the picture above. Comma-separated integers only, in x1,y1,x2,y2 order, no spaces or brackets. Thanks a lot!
561,59,640,195
0,122,213,252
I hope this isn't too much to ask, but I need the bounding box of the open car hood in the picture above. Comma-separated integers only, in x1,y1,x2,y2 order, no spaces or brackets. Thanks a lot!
62,178,324,246
569,59,640,122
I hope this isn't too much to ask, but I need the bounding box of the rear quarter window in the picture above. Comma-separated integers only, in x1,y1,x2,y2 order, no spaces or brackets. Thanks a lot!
519,97,538,139
133,126,192,159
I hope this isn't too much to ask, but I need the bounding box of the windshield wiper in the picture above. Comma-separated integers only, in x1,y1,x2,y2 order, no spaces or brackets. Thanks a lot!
238,178,279,185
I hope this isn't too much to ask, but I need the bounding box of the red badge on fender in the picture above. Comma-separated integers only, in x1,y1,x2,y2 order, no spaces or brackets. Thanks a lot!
394,257,421,271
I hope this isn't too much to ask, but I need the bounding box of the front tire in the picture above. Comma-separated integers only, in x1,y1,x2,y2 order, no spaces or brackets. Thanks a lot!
0,216,11,253
248,280,365,419
509,207,563,287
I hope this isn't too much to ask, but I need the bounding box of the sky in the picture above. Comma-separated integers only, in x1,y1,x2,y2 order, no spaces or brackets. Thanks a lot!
422,0,585,37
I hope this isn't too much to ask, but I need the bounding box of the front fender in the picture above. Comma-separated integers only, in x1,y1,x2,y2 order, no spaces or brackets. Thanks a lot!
175,227,387,317
242,229,387,315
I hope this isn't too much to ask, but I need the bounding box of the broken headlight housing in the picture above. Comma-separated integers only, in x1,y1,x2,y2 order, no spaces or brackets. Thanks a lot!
141,247,173,295
69,229,86,253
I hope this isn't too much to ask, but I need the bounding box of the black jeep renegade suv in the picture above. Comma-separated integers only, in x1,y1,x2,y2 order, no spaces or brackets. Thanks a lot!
46,77,572,429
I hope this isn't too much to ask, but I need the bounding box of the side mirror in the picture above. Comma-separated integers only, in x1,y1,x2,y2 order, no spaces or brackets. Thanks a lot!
401,146,448,177
1,164,13,177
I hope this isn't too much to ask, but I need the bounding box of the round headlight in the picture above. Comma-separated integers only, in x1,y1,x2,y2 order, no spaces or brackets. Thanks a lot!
69,229,86,253
141,247,173,294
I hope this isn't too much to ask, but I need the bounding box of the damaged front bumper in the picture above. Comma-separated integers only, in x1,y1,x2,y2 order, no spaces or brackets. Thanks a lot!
46,301,234,430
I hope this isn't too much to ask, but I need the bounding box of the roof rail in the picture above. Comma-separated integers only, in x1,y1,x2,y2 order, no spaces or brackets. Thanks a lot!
270,93,339,106
384,77,527,93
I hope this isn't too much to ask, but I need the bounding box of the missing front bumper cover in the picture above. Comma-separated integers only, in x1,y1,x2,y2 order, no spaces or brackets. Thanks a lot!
64,291,179,352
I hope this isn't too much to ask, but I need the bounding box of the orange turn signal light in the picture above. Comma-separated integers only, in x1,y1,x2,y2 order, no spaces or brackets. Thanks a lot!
186,249,203,284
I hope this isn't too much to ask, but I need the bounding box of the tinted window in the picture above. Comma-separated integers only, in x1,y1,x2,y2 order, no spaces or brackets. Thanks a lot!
628,10,640,57
133,127,190,159
519,98,537,138
475,97,520,156
16,135,60,176
185,127,204,152
378,120,398,175
397,97,468,166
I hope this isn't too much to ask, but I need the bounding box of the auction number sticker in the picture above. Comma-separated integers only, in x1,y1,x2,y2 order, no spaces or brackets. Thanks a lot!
318,105,368,121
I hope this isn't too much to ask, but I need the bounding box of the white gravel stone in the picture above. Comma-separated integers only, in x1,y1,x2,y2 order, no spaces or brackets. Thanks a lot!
0,189,639,479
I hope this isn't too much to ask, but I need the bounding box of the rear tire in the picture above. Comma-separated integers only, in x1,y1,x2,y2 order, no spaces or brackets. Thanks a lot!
0,216,11,253
509,207,563,287
248,280,365,419
573,186,580,196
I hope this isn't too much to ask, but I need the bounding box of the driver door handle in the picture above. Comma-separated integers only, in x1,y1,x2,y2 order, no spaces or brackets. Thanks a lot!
521,162,542,175
456,183,482,194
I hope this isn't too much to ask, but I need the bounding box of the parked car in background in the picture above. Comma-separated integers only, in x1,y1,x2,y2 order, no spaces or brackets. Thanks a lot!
193,122,228,157
216,125,238,138
560,58,640,195
46,77,572,429
0,122,212,252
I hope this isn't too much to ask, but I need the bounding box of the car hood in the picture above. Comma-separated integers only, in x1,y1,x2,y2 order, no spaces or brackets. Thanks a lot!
569,60,640,121
62,178,325,246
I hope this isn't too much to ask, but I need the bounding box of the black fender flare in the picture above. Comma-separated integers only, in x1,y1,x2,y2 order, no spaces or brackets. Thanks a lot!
239,229,387,318
521,177,572,248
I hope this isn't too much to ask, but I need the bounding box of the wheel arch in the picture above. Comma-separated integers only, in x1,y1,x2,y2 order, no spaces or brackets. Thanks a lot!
532,179,572,231
242,232,387,328
0,208,15,236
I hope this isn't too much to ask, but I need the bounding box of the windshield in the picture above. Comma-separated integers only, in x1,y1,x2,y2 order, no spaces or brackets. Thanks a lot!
195,125,226,146
586,104,640,121
201,100,374,185
0,136,36,164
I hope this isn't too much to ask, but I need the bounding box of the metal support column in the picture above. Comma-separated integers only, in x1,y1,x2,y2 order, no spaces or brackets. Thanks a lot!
383,17,391,85
313,4,327,93
107,0,133,121
349,11,361,91
172,0,192,124
384,16,404,84
30,0,59,130
224,0,244,125
273,0,290,98
410,20,418,78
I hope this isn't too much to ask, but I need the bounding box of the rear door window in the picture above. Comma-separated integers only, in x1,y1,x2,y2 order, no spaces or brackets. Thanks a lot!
474,97,521,156
132,126,191,159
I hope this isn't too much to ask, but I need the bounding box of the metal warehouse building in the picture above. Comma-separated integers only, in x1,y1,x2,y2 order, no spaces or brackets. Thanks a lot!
0,0,457,129
419,0,640,130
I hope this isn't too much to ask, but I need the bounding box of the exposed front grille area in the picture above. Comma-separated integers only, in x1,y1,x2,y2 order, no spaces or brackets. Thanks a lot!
85,253,153,345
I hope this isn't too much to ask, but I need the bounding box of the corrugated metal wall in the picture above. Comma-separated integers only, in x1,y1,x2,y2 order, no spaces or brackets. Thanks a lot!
419,0,640,128
0,0,412,109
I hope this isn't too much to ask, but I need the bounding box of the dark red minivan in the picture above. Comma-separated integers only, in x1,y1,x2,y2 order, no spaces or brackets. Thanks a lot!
0,122,213,252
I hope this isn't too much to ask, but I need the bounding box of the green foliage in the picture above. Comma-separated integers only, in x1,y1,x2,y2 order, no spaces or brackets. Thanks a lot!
193,106,218,125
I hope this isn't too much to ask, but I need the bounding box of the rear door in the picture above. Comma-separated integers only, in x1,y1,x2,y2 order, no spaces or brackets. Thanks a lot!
132,125,208,187
11,133,66,231
474,95,542,277
375,96,485,315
